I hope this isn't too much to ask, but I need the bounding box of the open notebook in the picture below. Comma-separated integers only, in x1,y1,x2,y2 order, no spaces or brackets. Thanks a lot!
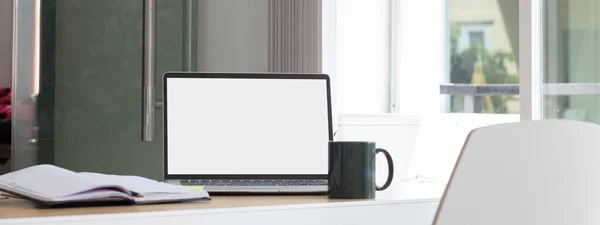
0,164,210,207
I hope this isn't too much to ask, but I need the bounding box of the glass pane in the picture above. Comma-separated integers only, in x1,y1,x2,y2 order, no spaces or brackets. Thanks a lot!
543,0,600,122
33,0,188,180
445,0,520,114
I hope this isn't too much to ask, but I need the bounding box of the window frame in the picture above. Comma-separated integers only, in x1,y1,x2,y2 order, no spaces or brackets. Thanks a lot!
518,0,544,121
390,0,446,116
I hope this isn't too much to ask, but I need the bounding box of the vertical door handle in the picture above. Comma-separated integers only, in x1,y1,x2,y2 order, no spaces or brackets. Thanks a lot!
142,0,156,142
183,0,196,71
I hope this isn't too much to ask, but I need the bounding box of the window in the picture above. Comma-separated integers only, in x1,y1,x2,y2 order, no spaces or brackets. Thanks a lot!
543,0,600,122
335,0,518,116
456,24,492,51
445,0,519,115
335,0,522,184
334,0,579,184
468,31,485,48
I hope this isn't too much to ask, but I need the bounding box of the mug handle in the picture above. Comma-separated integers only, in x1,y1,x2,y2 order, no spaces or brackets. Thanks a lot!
375,148,394,191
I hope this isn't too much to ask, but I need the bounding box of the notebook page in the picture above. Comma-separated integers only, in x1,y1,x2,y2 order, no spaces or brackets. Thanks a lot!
0,164,119,199
79,172,195,195
134,191,210,204
53,189,132,203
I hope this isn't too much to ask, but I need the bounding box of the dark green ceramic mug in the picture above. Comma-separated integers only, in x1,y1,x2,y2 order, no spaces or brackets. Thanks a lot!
328,141,394,199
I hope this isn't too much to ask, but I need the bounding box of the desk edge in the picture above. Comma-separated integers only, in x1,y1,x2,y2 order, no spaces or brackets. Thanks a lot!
0,198,441,224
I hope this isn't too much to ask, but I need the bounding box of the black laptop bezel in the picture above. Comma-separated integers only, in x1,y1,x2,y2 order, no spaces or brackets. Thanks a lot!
162,72,333,180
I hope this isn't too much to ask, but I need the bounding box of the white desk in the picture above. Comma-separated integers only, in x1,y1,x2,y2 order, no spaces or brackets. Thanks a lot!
0,196,440,225
0,182,444,225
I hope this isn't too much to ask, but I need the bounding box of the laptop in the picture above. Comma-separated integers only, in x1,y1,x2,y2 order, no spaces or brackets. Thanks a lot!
163,72,333,194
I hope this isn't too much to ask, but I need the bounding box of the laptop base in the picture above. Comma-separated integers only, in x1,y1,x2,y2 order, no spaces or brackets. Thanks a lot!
166,179,328,195
202,185,327,194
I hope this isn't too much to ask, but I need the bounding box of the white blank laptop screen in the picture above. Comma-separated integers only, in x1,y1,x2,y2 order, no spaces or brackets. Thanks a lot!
166,77,330,175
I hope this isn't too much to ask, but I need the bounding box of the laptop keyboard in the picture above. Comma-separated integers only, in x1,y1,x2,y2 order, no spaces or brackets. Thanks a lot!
180,179,327,186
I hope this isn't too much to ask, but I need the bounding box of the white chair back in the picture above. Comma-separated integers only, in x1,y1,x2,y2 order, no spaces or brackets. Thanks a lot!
433,119,600,225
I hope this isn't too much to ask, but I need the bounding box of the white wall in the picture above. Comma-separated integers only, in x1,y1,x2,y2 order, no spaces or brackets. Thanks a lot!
196,0,269,72
336,0,391,114
394,0,445,116
0,0,13,88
